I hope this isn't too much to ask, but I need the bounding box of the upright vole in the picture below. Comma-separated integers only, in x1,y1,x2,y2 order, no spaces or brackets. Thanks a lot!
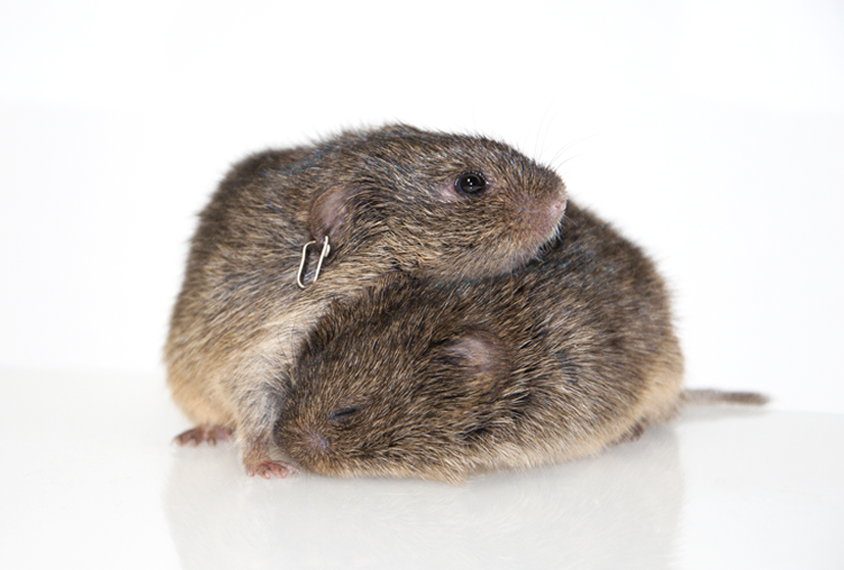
165,124,567,477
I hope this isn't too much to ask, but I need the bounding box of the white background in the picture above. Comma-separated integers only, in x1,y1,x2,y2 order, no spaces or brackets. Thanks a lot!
2,3,843,570
2,0,843,412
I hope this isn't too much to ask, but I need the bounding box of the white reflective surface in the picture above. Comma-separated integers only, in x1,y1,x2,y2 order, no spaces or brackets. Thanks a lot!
1,368,842,569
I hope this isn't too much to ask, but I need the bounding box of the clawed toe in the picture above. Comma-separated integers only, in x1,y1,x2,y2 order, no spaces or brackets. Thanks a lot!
246,460,294,479
173,425,233,446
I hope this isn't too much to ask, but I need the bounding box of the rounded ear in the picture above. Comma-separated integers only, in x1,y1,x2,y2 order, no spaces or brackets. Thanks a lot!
434,330,511,391
308,186,355,245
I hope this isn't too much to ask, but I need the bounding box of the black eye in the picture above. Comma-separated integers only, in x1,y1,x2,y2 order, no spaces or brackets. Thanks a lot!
456,171,487,195
329,406,361,423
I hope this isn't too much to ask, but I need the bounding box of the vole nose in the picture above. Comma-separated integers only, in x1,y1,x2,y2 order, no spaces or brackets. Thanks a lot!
518,193,566,216
304,427,329,452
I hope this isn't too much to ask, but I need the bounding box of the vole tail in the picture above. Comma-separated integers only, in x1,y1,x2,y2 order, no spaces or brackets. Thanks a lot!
681,389,769,406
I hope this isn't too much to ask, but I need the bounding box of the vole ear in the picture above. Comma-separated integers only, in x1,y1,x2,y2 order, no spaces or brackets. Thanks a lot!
435,330,511,392
308,186,355,246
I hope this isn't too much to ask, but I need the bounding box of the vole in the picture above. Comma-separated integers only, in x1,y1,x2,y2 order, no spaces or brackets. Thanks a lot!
165,124,567,477
274,202,767,482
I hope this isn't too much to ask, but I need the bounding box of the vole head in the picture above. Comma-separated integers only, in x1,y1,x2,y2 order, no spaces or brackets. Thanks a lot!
305,124,566,279
274,282,527,482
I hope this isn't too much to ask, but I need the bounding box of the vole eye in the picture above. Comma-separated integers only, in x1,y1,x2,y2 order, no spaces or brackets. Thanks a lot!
456,171,487,195
329,406,361,423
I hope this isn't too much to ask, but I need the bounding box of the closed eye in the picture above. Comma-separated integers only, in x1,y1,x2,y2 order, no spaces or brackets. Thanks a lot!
329,406,362,423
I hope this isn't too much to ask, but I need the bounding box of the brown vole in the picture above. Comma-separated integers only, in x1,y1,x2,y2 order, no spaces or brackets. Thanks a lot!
275,202,767,482
165,124,567,477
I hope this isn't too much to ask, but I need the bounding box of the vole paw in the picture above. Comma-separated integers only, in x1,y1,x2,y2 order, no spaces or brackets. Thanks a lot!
173,425,233,446
245,460,294,479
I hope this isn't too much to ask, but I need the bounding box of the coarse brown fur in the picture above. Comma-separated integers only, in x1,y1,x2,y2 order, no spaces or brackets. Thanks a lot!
275,203,766,482
164,124,567,476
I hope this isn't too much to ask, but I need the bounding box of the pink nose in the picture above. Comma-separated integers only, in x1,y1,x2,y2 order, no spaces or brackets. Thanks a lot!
305,428,329,452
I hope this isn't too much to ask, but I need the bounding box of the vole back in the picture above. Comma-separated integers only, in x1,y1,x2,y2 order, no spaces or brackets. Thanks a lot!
275,202,685,481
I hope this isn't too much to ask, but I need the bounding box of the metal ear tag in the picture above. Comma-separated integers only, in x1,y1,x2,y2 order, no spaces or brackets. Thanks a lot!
296,235,331,289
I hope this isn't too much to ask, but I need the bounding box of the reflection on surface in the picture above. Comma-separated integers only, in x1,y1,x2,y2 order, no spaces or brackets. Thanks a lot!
165,425,683,569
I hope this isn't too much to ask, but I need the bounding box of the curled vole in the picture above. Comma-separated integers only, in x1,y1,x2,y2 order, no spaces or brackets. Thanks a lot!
165,124,567,477
274,202,766,482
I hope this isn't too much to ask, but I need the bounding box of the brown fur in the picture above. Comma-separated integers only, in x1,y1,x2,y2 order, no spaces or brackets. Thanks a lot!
164,124,567,476
275,203,763,482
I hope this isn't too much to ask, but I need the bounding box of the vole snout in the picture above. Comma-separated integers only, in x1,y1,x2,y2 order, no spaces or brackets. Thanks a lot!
524,194,567,235
304,427,329,453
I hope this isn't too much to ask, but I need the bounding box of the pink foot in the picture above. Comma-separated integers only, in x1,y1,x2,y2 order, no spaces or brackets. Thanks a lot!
245,459,294,479
173,425,233,446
